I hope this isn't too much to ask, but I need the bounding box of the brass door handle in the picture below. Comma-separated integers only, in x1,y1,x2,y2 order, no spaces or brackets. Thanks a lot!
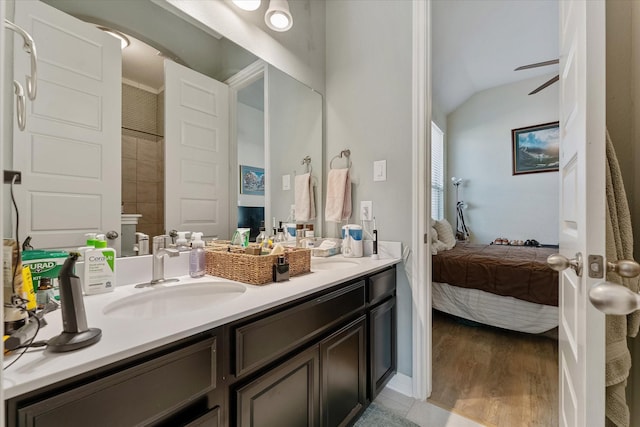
547,253,583,277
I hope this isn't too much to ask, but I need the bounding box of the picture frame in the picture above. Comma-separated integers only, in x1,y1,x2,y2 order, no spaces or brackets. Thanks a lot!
240,165,265,195
511,121,560,175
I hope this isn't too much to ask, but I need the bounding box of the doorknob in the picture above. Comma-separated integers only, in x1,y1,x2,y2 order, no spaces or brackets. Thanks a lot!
607,259,640,278
547,253,583,277
589,282,640,315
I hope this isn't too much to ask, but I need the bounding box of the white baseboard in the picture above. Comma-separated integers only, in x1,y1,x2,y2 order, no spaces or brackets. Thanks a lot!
386,372,413,397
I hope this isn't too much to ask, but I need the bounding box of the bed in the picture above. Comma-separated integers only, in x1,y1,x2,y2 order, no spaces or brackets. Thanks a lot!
431,242,559,334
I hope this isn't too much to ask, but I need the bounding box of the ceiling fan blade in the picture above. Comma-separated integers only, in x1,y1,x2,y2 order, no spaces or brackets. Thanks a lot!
528,74,560,95
514,59,560,71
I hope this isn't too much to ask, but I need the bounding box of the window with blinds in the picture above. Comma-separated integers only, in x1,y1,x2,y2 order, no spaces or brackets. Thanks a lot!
431,122,444,220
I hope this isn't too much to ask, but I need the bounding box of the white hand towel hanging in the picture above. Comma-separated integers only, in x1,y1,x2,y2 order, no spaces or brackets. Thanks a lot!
325,168,351,222
295,173,315,221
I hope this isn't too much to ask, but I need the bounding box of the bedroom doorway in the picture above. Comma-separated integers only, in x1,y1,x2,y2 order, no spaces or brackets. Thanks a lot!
428,1,560,425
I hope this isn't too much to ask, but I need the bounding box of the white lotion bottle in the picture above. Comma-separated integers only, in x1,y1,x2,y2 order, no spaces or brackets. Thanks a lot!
189,232,206,278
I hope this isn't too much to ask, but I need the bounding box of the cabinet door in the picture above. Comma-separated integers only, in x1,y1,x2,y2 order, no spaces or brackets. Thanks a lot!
320,316,366,427
15,337,217,427
236,345,320,427
369,297,397,399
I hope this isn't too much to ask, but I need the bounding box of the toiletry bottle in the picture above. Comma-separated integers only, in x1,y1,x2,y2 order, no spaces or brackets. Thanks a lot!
274,226,286,243
272,255,290,282
83,237,116,295
189,232,206,278
176,231,191,251
256,221,267,248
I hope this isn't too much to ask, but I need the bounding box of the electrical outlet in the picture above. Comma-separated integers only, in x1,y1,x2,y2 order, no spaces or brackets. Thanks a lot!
3,170,22,184
360,201,373,221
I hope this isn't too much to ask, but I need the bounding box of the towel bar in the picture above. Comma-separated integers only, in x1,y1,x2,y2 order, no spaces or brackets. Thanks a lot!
330,149,351,169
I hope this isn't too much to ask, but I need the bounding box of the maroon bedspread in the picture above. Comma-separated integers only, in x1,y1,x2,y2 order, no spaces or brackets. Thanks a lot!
432,243,559,306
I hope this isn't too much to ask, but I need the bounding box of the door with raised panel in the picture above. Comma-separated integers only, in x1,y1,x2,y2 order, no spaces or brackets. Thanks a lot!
12,0,121,251
555,1,606,425
164,60,229,239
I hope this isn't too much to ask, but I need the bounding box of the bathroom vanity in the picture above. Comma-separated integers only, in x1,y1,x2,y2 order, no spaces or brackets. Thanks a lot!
4,258,398,427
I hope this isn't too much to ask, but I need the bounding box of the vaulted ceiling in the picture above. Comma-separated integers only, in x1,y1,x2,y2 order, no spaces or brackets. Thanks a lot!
432,0,559,115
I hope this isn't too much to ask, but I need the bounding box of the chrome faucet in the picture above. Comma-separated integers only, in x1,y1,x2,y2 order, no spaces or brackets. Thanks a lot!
135,235,180,288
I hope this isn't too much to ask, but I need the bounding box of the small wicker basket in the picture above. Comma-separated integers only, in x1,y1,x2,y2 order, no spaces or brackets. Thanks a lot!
204,246,311,285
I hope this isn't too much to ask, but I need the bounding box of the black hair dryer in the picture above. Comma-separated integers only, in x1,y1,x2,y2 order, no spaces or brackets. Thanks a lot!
47,253,102,352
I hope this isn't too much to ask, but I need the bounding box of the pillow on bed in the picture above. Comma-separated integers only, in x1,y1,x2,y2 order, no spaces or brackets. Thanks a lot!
432,240,448,254
431,226,438,243
434,218,456,250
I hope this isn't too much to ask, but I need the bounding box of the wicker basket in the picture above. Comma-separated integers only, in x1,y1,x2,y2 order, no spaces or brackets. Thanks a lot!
204,247,311,285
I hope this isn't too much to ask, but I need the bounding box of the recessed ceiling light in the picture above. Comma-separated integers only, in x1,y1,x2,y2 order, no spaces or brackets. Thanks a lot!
232,0,262,11
97,26,130,50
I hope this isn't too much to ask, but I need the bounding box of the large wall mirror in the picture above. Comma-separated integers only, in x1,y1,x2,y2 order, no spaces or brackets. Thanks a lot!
5,0,322,256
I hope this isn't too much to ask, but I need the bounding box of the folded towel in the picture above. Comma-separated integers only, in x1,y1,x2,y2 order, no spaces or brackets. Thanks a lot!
325,168,351,222
295,173,315,221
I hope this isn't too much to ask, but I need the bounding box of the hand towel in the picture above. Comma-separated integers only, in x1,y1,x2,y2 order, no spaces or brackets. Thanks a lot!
604,130,639,427
295,173,315,221
325,168,351,222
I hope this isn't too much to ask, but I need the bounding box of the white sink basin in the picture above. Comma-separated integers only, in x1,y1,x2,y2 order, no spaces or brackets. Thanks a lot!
103,282,246,319
311,258,360,271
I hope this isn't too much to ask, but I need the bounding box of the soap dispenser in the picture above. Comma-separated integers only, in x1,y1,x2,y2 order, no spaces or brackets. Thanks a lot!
256,221,267,248
189,232,206,278
176,231,191,251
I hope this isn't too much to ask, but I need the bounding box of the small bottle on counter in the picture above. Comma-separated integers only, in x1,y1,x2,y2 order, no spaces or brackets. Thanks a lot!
304,224,315,238
189,232,206,278
256,221,267,248
272,255,290,282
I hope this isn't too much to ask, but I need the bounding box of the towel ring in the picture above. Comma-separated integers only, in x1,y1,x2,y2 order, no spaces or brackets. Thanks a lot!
330,149,352,169
301,156,312,174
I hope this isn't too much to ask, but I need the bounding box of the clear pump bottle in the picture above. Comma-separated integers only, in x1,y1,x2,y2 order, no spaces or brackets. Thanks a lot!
256,221,267,248
189,232,206,278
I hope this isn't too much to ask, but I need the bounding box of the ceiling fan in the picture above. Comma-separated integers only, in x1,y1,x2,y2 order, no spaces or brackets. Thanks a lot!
514,59,559,95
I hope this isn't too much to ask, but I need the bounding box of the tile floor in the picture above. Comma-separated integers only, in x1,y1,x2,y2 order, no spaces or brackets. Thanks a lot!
375,387,485,427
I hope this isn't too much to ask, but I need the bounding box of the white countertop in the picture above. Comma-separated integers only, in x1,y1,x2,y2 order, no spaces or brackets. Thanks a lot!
3,255,400,400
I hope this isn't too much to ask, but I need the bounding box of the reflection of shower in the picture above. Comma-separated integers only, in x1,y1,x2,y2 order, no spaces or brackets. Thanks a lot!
451,177,470,241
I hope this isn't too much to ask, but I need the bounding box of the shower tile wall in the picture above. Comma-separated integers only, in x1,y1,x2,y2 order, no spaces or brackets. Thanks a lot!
121,83,165,238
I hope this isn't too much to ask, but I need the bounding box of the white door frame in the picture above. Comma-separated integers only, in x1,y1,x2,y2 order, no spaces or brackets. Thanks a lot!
411,0,431,400
225,59,267,235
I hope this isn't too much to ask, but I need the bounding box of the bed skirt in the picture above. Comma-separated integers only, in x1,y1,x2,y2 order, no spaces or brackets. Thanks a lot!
432,281,558,334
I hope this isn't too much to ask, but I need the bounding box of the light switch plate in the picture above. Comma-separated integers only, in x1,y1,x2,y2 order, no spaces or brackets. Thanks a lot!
282,174,291,190
360,201,373,221
373,160,387,182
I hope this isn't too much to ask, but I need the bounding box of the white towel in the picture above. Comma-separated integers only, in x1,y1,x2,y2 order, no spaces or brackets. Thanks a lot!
294,173,315,221
325,168,351,222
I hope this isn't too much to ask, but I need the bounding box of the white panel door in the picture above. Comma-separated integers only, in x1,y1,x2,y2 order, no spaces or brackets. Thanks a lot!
164,60,229,239
557,1,606,426
12,1,121,251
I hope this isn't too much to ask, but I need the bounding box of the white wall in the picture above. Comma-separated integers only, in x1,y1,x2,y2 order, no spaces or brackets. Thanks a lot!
237,102,265,208
326,0,413,377
446,75,559,245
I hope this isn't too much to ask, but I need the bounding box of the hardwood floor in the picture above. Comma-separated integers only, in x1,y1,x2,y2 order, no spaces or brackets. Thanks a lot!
429,310,558,427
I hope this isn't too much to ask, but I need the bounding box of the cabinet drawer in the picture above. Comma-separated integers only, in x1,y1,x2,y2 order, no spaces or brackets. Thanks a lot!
368,267,396,305
234,280,365,377
17,337,217,427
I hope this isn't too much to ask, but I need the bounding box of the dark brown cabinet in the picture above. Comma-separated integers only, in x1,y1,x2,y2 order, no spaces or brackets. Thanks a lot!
367,267,397,400
10,336,221,427
6,266,398,427
235,345,320,427
320,316,367,427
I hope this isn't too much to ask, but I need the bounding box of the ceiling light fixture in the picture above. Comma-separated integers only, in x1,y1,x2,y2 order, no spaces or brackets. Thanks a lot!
265,0,293,32
97,26,130,50
232,0,262,12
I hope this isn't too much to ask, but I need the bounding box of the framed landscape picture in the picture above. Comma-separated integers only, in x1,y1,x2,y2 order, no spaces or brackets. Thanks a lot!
240,165,265,195
511,121,560,175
